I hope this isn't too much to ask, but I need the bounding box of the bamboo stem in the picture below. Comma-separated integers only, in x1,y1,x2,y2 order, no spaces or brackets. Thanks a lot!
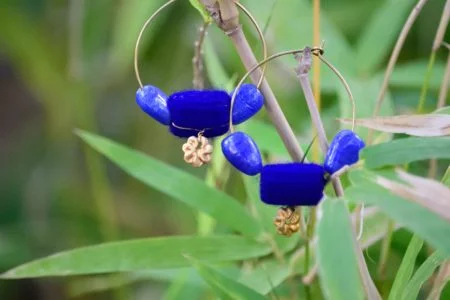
369,0,429,143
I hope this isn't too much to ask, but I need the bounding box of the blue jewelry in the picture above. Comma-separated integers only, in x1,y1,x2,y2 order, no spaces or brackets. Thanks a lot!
133,0,267,167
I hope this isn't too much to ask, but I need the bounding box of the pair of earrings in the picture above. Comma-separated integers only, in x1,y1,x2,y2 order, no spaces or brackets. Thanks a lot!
135,0,266,167
134,2,364,236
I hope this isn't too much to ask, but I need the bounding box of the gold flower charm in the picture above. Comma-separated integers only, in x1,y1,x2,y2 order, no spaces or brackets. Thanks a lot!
274,207,300,237
182,134,213,167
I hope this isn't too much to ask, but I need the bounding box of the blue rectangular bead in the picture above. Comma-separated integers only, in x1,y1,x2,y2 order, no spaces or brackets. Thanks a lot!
260,163,326,206
167,90,231,138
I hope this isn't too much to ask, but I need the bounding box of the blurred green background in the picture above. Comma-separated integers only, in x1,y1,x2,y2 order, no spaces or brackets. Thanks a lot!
0,0,448,299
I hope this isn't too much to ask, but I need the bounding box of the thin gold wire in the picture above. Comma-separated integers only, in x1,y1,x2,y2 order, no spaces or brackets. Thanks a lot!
229,47,357,133
134,0,177,89
234,1,267,88
317,55,356,131
134,0,268,90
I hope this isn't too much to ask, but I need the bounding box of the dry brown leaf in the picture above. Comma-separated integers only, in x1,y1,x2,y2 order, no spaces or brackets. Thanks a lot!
375,170,450,222
339,114,450,136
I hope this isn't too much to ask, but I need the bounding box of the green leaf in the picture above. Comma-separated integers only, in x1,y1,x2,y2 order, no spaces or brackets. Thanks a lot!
189,258,266,300
346,183,450,256
70,269,207,298
355,0,415,74
316,198,365,300
239,259,290,295
362,137,450,169
388,235,424,300
76,130,263,238
2,235,271,279
402,251,449,300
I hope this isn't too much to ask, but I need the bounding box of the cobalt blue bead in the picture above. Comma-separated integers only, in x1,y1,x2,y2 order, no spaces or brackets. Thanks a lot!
222,132,262,176
136,85,171,125
260,163,326,206
168,90,231,138
231,83,264,125
324,130,365,175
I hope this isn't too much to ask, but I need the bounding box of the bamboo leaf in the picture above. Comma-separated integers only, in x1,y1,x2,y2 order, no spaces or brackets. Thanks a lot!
2,236,271,279
189,258,266,300
339,114,450,137
388,235,424,300
316,198,366,300
346,182,450,256
402,251,449,300
76,130,263,239
377,170,450,222
362,137,450,169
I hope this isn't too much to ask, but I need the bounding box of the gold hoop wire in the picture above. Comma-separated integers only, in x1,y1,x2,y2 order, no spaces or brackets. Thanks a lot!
134,0,268,89
229,47,356,133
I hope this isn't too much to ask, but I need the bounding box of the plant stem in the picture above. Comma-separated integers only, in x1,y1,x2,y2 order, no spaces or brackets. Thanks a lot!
437,53,450,110
378,220,395,282
312,0,321,162
427,261,450,300
369,0,429,143
295,49,344,197
427,0,450,177
228,28,305,160
417,52,436,113
418,0,449,113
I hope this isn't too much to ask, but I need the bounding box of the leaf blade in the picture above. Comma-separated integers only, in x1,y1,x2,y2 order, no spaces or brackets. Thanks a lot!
388,235,424,300
402,251,449,300
189,258,266,300
2,235,271,279
76,130,263,239
339,114,450,137
346,182,450,256
316,198,366,300
362,137,450,169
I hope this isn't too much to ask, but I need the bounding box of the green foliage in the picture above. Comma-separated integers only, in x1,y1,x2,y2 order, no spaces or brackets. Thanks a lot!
1,0,450,299
2,235,271,279
346,182,450,256
76,130,263,239
362,137,450,169
401,251,449,300
188,258,266,300
389,235,424,300
316,198,365,300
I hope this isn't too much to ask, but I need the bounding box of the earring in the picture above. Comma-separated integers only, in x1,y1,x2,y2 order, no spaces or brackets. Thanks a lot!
134,0,267,167
221,46,366,236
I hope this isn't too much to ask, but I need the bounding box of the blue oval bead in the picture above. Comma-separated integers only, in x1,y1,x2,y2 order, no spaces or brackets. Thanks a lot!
324,130,365,175
231,83,264,125
222,132,262,176
136,85,170,125
260,163,326,206
168,90,231,138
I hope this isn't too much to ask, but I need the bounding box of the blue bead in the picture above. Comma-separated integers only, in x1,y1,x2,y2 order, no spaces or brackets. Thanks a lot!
222,132,262,176
324,130,365,175
168,90,231,138
260,163,326,206
231,83,264,125
136,85,171,125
